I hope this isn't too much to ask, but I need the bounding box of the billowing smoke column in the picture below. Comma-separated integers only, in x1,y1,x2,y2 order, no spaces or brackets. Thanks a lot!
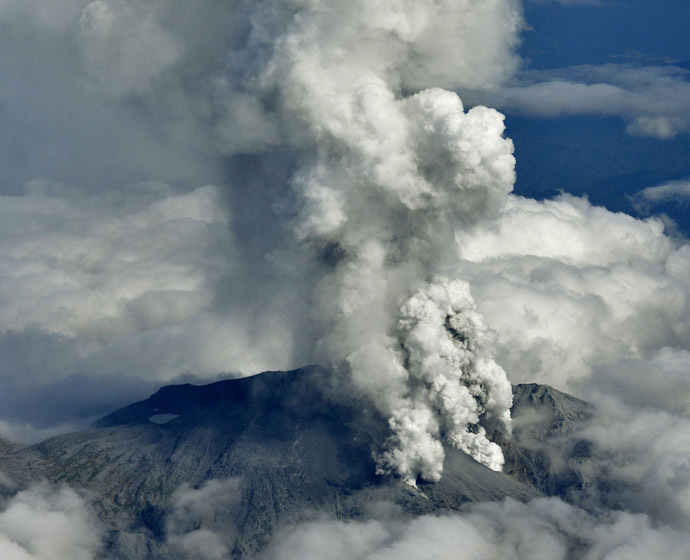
225,0,522,483
378,279,513,480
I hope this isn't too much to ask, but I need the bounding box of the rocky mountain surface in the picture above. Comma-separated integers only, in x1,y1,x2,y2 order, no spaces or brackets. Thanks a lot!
500,383,594,499
0,367,593,558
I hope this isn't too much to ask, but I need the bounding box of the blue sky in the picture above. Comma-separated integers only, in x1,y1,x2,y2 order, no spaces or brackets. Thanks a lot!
523,0,690,69
501,0,690,232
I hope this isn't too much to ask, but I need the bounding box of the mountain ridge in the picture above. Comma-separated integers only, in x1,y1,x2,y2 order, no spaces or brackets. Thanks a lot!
0,367,592,558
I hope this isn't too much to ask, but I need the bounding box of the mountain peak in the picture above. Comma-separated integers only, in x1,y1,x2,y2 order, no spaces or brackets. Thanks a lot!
0,368,592,558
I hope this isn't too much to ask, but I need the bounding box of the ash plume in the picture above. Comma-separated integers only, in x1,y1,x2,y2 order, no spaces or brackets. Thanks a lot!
213,0,522,482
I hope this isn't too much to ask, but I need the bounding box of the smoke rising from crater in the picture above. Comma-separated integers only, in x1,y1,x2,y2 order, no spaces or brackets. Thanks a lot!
217,0,523,481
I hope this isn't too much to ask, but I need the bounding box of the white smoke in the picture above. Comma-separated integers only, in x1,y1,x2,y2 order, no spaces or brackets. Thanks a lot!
217,0,523,481
377,279,512,481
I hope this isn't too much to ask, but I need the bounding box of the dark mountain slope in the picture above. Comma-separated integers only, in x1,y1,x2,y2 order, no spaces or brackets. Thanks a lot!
0,368,591,558
499,383,595,499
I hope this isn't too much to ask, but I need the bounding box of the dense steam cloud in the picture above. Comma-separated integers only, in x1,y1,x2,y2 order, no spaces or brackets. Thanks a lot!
1,0,526,481
1,0,690,557
377,279,512,479
218,0,523,481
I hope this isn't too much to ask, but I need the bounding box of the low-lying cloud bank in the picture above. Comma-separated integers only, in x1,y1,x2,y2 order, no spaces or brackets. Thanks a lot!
0,482,103,560
0,180,299,435
260,499,690,560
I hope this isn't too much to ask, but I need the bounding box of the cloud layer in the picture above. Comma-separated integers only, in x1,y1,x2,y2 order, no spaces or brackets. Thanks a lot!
488,65,690,139
454,194,688,389
634,178,690,210
260,498,690,560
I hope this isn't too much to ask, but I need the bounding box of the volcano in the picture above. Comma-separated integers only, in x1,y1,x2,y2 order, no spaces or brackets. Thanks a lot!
0,367,591,558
